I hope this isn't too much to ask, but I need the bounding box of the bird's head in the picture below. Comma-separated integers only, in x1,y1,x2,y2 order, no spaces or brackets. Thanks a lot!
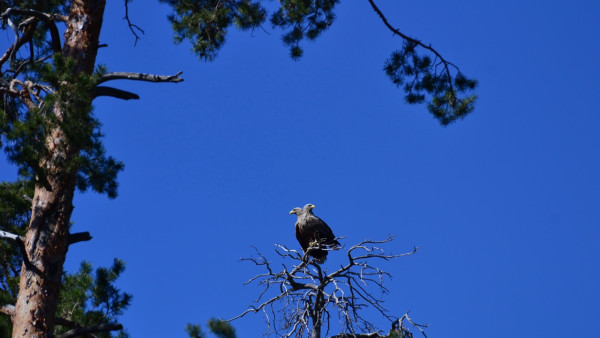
289,207,302,215
303,204,316,212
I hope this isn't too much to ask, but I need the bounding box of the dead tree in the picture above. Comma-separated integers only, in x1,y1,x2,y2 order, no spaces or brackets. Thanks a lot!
229,236,427,338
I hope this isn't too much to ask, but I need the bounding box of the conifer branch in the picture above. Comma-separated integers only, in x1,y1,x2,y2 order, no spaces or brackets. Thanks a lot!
366,0,455,93
0,304,124,336
367,0,477,125
0,7,62,61
0,17,36,68
55,323,123,338
97,71,184,84
366,0,458,73
54,317,80,329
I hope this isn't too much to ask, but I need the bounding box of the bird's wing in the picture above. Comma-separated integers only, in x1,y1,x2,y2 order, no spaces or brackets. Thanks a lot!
307,216,338,244
295,222,309,251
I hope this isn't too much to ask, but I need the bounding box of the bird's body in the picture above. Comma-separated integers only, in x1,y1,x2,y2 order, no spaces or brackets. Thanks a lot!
290,204,340,264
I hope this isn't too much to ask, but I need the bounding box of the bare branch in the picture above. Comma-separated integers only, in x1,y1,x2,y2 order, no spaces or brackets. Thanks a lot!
0,304,14,317
0,17,37,68
93,86,140,100
97,71,184,84
68,232,93,245
1,229,40,274
231,236,421,336
393,311,429,337
0,230,23,242
0,7,62,61
123,0,144,46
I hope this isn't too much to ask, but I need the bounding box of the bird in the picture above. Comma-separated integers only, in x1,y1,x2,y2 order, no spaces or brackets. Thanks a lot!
289,203,340,264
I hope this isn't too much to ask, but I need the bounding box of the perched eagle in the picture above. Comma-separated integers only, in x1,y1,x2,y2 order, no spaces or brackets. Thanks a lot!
289,204,340,264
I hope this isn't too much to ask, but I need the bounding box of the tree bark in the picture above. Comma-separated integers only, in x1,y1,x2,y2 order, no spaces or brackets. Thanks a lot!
311,289,324,338
11,1,106,336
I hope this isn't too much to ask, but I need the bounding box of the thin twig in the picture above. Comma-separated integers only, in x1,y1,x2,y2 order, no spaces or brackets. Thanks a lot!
123,0,144,46
230,236,420,336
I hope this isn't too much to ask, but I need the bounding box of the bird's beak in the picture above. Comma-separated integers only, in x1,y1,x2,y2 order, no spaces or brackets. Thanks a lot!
289,210,295,215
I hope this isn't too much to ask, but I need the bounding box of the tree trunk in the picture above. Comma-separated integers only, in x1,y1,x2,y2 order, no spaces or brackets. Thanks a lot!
11,1,106,336
311,290,324,338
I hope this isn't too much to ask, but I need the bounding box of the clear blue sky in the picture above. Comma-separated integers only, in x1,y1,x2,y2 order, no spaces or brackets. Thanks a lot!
2,1,599,337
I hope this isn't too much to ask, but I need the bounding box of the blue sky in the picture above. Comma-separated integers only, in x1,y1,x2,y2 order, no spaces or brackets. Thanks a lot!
2,1,600,337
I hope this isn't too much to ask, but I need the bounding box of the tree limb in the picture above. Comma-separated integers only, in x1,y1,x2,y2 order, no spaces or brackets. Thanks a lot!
0,229,39,274
123,0,144,46
366,0,458,98
56,323,123,338
231,236,420,336
1,304,124,337
97,71,184,84
366,0,457,71
68,232,93,245
0,17,37,68
0,7,62,59
93,86,140,100
0,230,23,242
54,317,80,329
0,304,15,317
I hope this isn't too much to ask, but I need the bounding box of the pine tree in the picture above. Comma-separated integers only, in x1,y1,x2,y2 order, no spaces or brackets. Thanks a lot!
0,1,476,336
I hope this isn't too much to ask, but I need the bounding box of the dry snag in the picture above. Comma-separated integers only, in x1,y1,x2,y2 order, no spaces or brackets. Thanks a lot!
229,236,427,338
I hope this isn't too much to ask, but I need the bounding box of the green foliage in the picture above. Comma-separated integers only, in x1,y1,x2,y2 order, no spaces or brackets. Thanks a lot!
384,41,478,125
208,318,236,338
161,0,338,61
0,181,32,335
159,0,267,61
0,1,69,59
0,55,124,197
186,323,206,338
162,1,477,121
0,0,67,13
271,0,338,60
54,259,132,337
186,319,236,338
0,179,131,337
0,181,33,302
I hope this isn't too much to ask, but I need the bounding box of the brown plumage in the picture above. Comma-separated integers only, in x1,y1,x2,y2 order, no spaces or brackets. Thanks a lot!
289,204,340,264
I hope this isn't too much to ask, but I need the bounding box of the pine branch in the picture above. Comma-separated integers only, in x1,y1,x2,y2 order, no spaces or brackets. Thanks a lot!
55,323,123,338
366,0,458,72
0,7,62,66
0,16,37,68
1,304,124,337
